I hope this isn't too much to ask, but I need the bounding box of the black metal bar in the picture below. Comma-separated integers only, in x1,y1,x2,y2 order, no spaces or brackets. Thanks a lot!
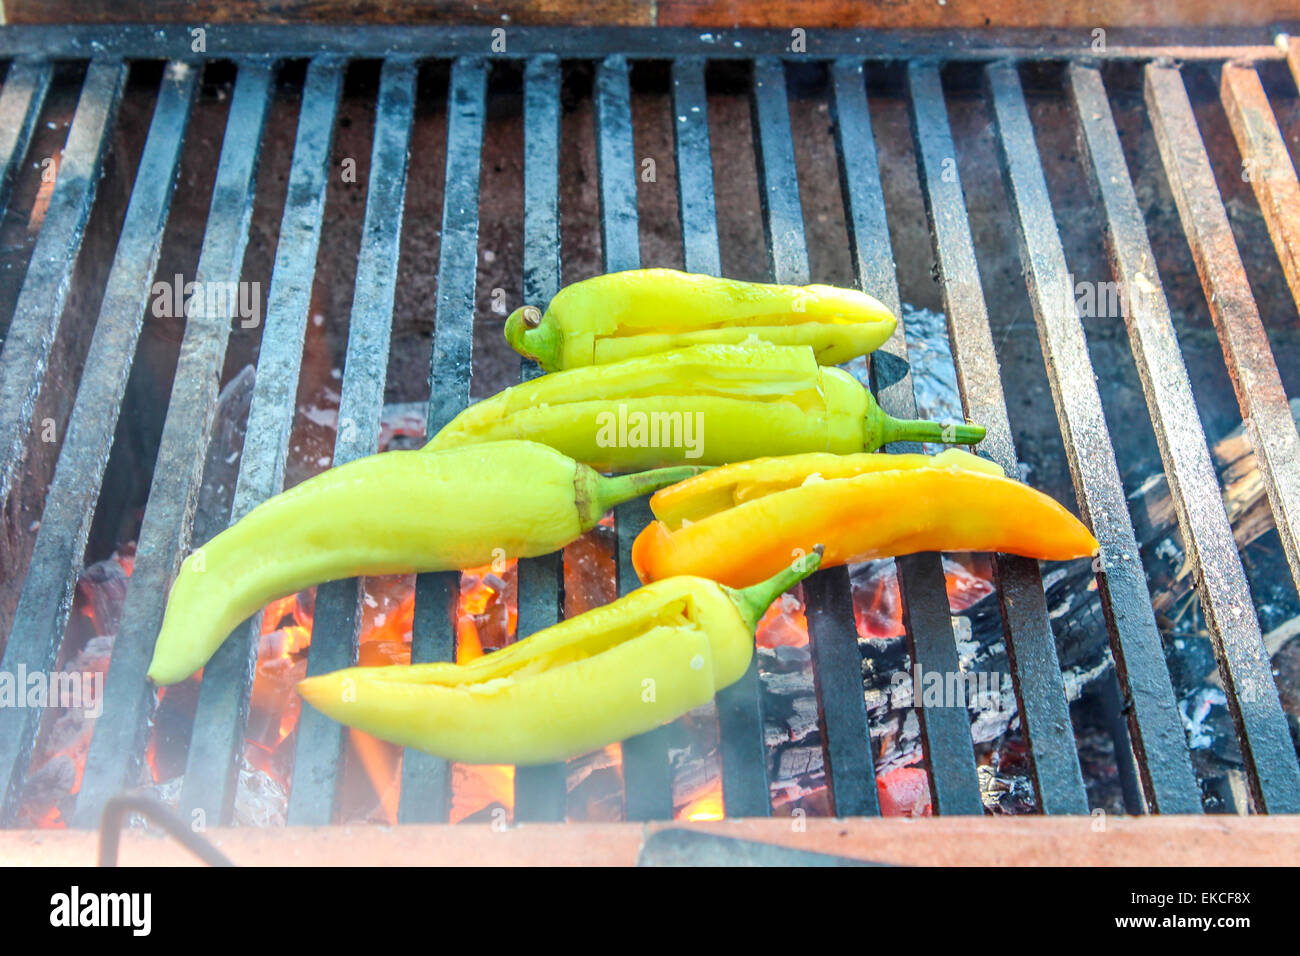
1143,60,1300,812
72,62,274,828
513,54,568,823
178,57,344,827
0,59,125,506
0,58,52,216
0,61,195,824
673,55,771,819
984,61,1181,814
596,53,676,822
0,24,1281,63
908,63,1090,815
816,58,907,817
287,57,417,826
751,57,809,286
1065,63,1228,813
819,61,972,819
400,56,487,824
671,57,722,277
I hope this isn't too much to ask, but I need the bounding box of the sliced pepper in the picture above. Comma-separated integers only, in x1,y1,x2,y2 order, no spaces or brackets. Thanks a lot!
296,550,823,765
632,451,1099,588
504,268,898,371
426,344,985,471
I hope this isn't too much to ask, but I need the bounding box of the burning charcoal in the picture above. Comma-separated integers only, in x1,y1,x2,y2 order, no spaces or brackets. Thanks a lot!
235,760,288,828
192,364,256,548
75,558,131,637
876,764,932,817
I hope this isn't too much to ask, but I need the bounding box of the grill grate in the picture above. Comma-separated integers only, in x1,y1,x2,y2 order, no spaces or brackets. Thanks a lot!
1,25,1299,828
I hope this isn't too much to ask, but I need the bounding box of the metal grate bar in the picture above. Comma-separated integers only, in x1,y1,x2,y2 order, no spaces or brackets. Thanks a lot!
671,57,723,277
751,58,810,285
179,58,344,826
0,59,52,217
673,55,771,819
844,62,976,817
513,54,569,823
986,61,1180,814
0,61,195,823
810,58,893,817
0,26,1284,63
1066,63,1206,811
912,65,1092,815
287,58,417,826
1143,61,1300,811
400,56,487,824
72,62,274,827
597,54,676,822
1066,64,1216,813
1145,62,1300,633
1219,61,1300,323
0,59,125,505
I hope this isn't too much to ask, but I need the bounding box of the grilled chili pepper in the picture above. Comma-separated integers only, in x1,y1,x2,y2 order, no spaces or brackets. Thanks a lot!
426,344,985,471
296,548,824,765
505,268,898,372
632,450,1099,588
146,440,702,685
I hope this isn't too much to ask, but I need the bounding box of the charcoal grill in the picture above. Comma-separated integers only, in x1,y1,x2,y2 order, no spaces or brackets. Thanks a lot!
1,24,1299,842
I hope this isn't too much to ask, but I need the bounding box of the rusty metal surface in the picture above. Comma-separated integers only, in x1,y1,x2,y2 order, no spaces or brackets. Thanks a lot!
910,61,1090,816
287,57,417,826
1219,60,1300,319
176,58,344,828
0,59,52,218
70,62,276,828
1145,61,1300,620
1069,63,1237,814
512,54,569,824
673,55,772,819
1143,60,1300,812
0,24,1285,63
0,61,193,824
0,60,124,506
597,54,677,822
400,56,487,824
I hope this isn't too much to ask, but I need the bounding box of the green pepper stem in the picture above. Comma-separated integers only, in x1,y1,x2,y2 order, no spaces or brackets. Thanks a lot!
878,413,985,448
728,545,825,633
593,466,706,514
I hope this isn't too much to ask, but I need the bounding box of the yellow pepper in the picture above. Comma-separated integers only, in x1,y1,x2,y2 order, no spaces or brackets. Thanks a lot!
296,549,823,765
426,344,985,471
146,440,702,685
504,268,898,372
632,450,1099,588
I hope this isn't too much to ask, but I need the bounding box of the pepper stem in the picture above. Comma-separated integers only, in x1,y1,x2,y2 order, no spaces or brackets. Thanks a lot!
878,413,985,448
577,465,707,529
728,545,824,633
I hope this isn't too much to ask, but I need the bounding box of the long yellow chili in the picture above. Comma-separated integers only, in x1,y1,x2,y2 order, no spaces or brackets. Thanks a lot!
504,268,898,371
297,549,824,765
146,440,702,685
426,344,985,471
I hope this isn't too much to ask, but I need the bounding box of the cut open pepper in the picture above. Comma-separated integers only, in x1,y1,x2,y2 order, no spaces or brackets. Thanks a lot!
426,344,985,471
297,549,823,765
632,450,1099,588
504,268,898,371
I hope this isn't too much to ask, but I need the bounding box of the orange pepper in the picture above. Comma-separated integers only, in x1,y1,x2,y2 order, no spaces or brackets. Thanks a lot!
632,450,1098,588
